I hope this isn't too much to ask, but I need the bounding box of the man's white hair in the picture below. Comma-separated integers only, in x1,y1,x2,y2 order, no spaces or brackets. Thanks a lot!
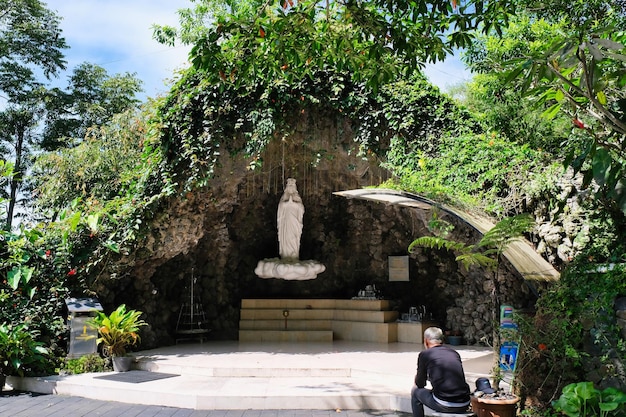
424,327,444,344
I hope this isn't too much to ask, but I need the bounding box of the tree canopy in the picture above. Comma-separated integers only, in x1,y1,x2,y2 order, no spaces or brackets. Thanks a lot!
0,2,143,229
154,0,519,92
0,0,67,100
41,63,144,150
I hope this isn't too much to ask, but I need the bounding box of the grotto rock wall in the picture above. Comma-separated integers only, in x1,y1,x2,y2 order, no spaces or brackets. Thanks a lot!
92,109,538,348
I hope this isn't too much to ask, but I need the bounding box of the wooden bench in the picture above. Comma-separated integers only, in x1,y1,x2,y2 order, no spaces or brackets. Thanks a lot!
425,410,476,417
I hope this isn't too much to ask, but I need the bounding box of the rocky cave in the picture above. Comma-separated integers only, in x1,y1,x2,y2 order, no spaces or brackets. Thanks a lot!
90,108,541,350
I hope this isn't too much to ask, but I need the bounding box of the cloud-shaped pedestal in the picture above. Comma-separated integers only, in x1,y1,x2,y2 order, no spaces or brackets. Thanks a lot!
255,258,326,280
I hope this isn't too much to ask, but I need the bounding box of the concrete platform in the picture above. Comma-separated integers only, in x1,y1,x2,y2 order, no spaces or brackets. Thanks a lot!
5,341,494,413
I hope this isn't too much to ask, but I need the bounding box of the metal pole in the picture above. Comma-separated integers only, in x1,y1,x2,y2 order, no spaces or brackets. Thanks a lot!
190,268,194,329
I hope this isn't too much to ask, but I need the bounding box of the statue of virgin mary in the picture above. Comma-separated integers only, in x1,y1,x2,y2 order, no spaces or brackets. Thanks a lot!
254,178,325,280
277,178,304,260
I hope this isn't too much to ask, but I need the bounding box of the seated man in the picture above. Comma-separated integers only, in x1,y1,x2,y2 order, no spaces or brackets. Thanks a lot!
411,327,471,417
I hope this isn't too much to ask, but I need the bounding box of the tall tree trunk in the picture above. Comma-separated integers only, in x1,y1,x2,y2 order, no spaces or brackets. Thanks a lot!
6,127,24,231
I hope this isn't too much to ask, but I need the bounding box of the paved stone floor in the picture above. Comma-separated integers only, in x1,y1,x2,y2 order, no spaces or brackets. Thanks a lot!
0,390,410,417
1,341,493,416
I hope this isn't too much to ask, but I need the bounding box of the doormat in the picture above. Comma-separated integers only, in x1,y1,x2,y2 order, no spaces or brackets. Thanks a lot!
94,370,179,384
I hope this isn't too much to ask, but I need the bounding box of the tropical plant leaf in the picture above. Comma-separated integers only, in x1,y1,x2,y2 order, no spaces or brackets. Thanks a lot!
408,236,470,254
87,304,148,357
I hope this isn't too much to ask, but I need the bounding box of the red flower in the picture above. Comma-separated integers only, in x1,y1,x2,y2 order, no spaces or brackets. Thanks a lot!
45,250,51,258
572,118,585,129
67,268,77,276
538,343,548,351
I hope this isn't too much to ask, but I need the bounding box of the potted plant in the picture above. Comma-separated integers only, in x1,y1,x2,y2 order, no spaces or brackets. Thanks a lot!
0,322,49,392
409,214,534,415
445,329,463,346
88,304,147,372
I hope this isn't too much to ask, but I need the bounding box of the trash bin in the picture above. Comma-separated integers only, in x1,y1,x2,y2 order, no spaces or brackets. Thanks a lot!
65,297,103,358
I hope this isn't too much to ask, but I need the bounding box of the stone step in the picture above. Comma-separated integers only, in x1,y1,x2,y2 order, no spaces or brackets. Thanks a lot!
134,360,352,378
9,372,409,411
239,322,399,343
239,319,333,331
240,309,335,320
238,330,333,343
332,321,397,343
241,299,392,311
334,309,398,323
240,308,398,323
239,299,400,343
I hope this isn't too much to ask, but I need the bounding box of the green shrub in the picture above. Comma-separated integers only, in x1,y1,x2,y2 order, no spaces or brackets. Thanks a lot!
0,323,52,377
385,132,553,216
61,353,109,375
516,261,626,410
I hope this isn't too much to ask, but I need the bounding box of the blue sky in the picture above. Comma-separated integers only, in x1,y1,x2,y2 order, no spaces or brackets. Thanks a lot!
44,1,471,100
423,56,472,92
45,0,191,99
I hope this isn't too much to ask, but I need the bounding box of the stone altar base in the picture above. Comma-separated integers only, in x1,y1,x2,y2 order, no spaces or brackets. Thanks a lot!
240,299,436,343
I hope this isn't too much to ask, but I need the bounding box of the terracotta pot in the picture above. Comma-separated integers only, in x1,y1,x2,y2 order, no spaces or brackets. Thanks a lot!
470,395,519,417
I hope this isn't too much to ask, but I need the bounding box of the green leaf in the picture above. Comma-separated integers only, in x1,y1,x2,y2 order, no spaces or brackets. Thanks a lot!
599,402,619,412
593,37,625,51
103,241,120,253
68,212,81,232
503,65,525,85
7,268,21,290
542,102,561,120
573,381,597,401
587,43,604,61
86,213,100,234
555,89,565,102
592,148,612,187
21,266,34,284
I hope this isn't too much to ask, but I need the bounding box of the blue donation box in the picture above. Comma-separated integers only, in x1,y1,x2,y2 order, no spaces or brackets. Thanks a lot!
499,305,519,371
65,297,103,358
499,341,518,371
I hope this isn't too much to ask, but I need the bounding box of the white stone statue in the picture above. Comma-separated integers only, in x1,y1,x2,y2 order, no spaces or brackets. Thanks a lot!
254,178,325,280
277,178,304,260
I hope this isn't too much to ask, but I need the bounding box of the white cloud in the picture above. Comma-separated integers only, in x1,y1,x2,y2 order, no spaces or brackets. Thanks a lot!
45,0,192,98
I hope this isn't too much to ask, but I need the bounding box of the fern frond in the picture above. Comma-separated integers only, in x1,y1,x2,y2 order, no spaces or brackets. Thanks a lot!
479,214,534,250
408,236,471,254
456,253,497,270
